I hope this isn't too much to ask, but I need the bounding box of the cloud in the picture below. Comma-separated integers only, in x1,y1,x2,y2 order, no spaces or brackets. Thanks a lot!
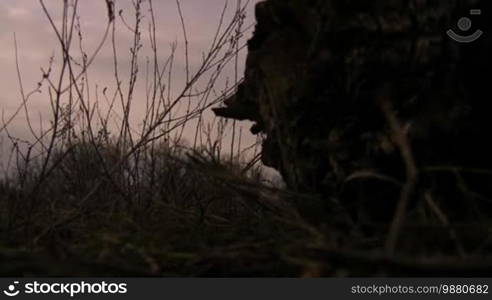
0,0,261,156
7,7,30,18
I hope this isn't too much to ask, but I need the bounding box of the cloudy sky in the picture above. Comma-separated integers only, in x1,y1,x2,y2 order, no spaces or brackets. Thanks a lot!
0,0,260,168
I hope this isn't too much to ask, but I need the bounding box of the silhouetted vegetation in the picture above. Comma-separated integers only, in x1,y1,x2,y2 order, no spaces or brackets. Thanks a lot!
1,0,492,277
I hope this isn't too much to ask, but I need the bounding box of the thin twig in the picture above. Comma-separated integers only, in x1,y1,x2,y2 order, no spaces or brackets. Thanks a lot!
379,86,419,256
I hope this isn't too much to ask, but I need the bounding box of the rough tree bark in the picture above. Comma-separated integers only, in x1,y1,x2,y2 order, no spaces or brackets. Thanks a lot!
214,0,492,222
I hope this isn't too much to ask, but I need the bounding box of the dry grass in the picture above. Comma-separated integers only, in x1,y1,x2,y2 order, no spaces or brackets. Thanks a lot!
1,0,492,277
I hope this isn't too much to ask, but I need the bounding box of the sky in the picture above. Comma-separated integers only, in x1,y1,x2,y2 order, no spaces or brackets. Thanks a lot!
0,0,262,170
